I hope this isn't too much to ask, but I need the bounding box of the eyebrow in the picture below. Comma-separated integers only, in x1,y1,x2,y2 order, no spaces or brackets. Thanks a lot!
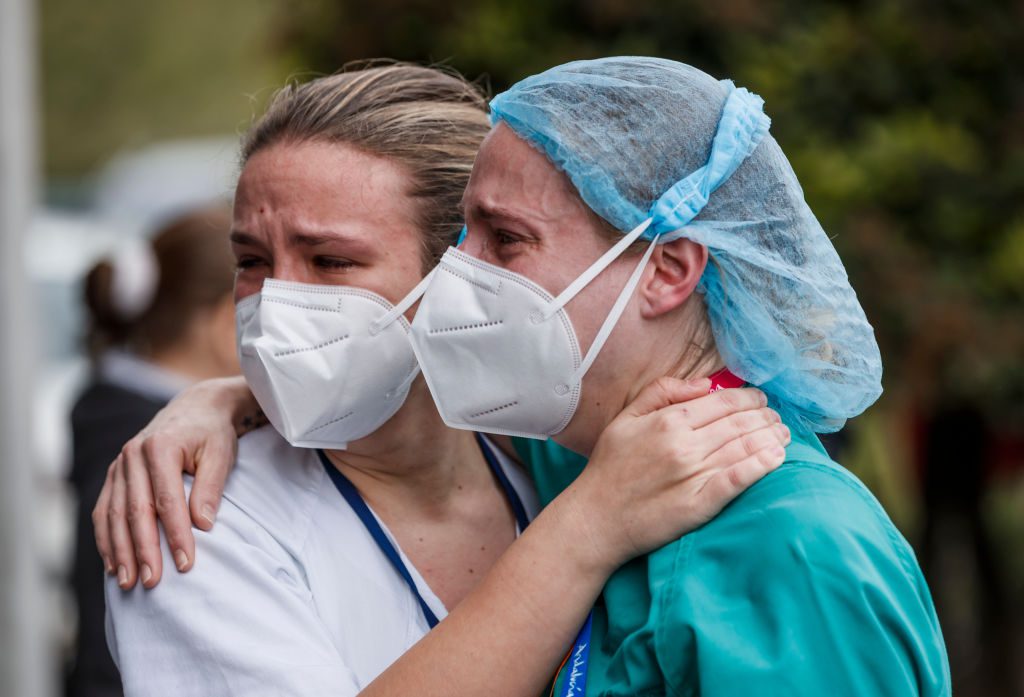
230,230,353,247
291,233,344,247
230,228,376,256
229,230,261,246
466,201,536,227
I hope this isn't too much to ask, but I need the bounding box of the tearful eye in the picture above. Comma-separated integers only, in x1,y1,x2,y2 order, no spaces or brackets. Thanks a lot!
235,256,266,270
314,256,355,270
494,230,522,247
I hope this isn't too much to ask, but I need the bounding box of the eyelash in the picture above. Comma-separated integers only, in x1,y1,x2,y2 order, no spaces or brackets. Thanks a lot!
493,230,522,246
234,256,355,271
235,256,264,270
314,256,355,270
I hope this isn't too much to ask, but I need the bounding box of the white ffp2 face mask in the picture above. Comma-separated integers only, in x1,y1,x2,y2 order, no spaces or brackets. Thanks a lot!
236,279,422,449
407,219,660,439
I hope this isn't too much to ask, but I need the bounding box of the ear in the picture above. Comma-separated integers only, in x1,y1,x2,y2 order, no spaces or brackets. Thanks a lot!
638,238,708,319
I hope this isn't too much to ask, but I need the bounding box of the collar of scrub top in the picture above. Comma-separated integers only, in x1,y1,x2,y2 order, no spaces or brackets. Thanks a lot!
318,433,529,629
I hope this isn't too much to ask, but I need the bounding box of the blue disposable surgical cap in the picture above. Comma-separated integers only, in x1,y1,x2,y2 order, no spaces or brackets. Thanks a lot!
489,56,883,433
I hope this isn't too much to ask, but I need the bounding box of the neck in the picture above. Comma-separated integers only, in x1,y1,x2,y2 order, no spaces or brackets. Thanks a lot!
323,376,489,518
556,318,723,457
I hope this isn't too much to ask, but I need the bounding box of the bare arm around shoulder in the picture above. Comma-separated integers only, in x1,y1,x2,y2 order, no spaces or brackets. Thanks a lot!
94,375,265,587
105,472,362,697
362,377,788,696
96,376,788,696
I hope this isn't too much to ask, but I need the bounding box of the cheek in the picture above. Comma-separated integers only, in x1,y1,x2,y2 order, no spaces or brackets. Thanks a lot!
389,267,430,310
233,274,262,302
563,289,604,349
562,262,635,348
352,255,427,308
507,247,584,298
460,228,486,257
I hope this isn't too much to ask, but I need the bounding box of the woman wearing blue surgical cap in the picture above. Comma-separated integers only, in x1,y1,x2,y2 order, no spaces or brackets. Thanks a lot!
403,56,950,695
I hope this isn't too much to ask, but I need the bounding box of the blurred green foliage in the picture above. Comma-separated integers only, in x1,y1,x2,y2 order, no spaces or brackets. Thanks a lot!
40,0,1023,420
40,3,1023,691
271,0,1024,424
41,0,288,179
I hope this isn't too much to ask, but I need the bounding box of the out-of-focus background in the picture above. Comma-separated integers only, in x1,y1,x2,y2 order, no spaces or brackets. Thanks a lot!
1,0,1021,695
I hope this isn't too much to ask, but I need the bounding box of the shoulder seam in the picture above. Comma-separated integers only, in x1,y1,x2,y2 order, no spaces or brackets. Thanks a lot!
771,460,922,582
216,440,323,579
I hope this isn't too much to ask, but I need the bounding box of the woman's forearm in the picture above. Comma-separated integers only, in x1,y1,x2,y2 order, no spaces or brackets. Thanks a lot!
362,379,787,696
362,483,612,697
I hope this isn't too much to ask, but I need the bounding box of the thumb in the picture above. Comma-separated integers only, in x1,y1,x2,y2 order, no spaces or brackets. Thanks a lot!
188,434,236,531
621,376,713,419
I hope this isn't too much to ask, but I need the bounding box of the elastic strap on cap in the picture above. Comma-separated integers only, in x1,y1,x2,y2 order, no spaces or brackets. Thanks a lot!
649,81,771,240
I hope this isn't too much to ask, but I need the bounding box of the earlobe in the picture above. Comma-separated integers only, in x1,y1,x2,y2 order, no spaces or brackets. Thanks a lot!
639,239,708,319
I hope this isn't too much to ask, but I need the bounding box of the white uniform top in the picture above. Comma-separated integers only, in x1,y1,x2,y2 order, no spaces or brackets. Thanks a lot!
105,425,540,696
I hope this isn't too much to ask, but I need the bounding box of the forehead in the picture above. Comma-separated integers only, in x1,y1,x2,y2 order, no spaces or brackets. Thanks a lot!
465,123,585,222
472,124,551,178
235,140,418,231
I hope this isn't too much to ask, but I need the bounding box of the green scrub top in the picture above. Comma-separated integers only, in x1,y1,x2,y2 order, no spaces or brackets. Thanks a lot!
512,425,951,697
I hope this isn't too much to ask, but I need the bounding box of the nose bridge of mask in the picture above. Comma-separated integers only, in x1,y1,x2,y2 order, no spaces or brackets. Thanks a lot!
538,216,661,385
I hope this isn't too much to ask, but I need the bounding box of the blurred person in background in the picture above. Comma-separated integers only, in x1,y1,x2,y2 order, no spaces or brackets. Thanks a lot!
65,205,239,697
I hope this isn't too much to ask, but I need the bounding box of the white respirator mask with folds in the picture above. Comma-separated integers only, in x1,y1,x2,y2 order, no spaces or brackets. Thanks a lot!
235,279,420,449
403,218,660,440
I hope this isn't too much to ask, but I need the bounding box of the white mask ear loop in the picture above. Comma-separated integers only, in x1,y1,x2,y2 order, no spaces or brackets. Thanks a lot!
370,267,438,335
567,231,660,386
542,217,654,320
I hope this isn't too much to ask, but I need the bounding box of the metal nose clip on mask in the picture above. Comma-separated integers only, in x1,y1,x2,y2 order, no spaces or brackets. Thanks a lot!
405,219,660,440
236,279,421,449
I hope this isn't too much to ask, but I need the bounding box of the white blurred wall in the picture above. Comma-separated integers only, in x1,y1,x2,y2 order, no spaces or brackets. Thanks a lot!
0,0,53,694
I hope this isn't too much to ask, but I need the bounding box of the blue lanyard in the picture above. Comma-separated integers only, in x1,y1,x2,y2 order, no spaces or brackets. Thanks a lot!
555,613,593,697
318,434,529,629
477,433,531,533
